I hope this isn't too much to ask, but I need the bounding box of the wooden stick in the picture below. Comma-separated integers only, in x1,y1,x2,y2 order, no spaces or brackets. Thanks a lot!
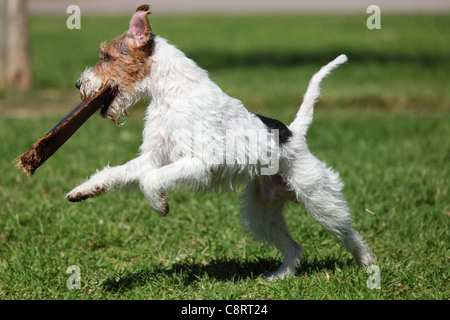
16,86,112,176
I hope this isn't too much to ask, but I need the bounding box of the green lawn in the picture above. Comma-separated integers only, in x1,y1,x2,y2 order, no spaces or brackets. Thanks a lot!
0,14,448,300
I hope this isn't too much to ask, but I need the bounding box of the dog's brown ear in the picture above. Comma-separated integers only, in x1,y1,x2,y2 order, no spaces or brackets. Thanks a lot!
129,5,152,46
136,4,150,12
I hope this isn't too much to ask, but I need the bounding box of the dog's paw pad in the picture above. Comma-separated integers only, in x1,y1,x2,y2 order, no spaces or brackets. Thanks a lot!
66,186,105,202
66,191,90,202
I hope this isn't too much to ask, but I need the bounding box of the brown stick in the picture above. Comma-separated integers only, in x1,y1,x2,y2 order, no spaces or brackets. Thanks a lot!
16,86,112,176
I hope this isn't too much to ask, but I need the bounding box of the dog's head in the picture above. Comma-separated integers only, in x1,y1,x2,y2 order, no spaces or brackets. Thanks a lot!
76,5,154,125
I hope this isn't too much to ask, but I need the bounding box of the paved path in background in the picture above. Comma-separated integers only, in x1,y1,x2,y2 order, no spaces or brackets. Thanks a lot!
28,0,450,15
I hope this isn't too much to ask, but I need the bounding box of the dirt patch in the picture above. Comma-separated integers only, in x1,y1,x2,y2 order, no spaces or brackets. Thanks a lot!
0,89,78,118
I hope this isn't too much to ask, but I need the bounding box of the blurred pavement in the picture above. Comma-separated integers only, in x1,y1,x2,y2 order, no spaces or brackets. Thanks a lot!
28,0,450,15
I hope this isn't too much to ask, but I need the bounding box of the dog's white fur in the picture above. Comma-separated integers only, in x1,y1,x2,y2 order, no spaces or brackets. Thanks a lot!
67,12,373,279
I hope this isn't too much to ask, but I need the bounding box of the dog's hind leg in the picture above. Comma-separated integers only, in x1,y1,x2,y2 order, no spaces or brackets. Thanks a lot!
287,155,374,267
242,179,303,280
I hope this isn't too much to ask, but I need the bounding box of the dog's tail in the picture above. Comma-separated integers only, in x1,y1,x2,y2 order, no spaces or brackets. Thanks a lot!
289,54,348,136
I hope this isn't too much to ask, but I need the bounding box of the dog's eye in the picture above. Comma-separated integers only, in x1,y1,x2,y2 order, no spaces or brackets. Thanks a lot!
102,53,111,62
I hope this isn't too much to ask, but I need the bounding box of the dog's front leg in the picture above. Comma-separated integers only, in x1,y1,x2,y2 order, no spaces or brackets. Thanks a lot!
139,157,210,215
66,154,153,202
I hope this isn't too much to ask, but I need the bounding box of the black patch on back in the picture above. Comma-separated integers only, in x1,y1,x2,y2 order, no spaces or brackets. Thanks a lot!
251,112,293,144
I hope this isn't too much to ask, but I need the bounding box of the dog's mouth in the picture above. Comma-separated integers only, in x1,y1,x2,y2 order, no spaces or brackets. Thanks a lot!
100,86,119,118
96,84,138,126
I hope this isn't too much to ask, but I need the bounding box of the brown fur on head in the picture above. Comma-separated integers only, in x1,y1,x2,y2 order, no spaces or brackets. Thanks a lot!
76,5,154,125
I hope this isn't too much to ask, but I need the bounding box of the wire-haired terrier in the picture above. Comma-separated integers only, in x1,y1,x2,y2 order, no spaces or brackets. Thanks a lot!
67,5,373,279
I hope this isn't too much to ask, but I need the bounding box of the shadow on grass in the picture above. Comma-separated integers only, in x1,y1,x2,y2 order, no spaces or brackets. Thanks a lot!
102,257,352,292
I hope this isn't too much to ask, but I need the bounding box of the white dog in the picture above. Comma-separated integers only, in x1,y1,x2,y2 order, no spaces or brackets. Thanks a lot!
67,5,373,279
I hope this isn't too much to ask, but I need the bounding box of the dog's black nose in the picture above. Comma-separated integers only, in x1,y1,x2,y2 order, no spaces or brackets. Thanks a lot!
75,79,82,90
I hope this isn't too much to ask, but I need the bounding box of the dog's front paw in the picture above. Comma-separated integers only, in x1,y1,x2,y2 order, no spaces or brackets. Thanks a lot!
66,185,105,202
153,194,169,216
142,189,169,216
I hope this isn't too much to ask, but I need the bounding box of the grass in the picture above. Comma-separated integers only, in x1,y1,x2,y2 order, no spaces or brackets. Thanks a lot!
0,14,449,300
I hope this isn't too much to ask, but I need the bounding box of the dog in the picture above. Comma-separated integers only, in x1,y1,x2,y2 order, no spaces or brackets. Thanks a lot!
66,5,373,279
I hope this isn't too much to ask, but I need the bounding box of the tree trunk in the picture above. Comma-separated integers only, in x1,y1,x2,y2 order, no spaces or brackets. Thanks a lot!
0,0,7,90
2,0,32,90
